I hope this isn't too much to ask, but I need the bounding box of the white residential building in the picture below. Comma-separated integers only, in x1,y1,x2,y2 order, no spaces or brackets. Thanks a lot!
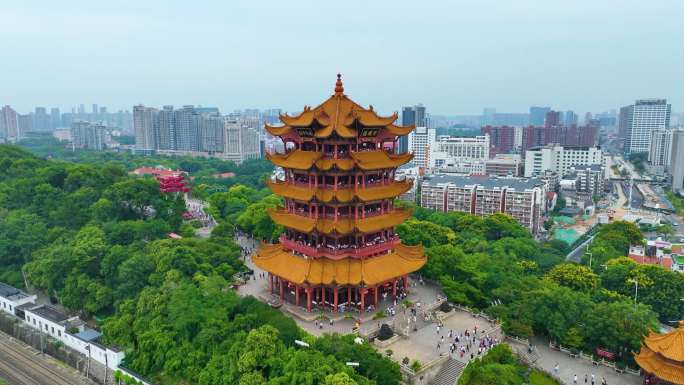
524,145,603,178
408,126,436,168
427,135,489,174
133,105,157,154
421,175,546,234
621,99,671,154
223,120,261,164
0,282,36,317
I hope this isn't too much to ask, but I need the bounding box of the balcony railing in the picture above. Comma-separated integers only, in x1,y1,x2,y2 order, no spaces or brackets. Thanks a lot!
279,235,399,260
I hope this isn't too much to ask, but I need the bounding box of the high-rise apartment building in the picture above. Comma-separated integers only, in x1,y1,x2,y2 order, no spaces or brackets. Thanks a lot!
133,105,157,154
529,106,550,126
428,135,490,173
620,99,671,154
671,131,684,194
156,106,175,150
17,114,33,135
521,124,598,152
399,104,427,153
50,108,60,130
524,145,603,178
545,110,562,128
33,107,50,131
201,114,225,153
648,129,673,174
407,126,436,168
71,121,107,150
174,106,201,152
0,105,18,140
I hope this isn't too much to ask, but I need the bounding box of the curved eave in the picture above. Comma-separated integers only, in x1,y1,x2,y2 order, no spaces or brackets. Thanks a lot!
252,243,426,286
346,110,398,127
350,151,414,170
314,124,357,139
385,123,416,136
265,123,293,136
268,208,413,235
266,151,322,171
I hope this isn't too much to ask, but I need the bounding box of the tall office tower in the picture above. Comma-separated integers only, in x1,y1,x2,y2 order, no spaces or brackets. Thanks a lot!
200,114,225,153
133,105,158,154
399,104,427,153
621,99,671,154
481,125,516,156
0,105,18,140
648,129,673,174
50,108,60,129
17,114,33,135
174,106,201,151
92,104,98,116
78,104,85,118
408,126,436,168
618,106,631,140
262,108,282,125
671,131,684,194
155,105,175,150
544,110,562,127
565,110,578,126
223,120,260,163
71,121,106,150
529,106,550,126
482,108,496,125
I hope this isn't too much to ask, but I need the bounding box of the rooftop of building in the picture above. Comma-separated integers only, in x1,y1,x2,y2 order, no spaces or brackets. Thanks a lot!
0,282,31,301
27,304,69,324
570,164,604,172
422,174,544,191
528,144,601,151
73,328,102,342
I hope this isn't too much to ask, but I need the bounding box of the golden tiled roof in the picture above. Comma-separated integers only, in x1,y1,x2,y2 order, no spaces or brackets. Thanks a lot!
350,151,413,170
266,150,413,171
635,346,684,385
264,75,413,139
268,208,412,234
643,322,684,362
267,180,413,203
253,243,426,286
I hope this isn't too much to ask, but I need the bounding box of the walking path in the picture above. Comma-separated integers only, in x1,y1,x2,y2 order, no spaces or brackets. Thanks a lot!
508,337,641,385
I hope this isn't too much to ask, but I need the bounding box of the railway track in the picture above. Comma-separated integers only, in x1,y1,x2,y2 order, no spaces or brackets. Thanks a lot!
0,333,93,385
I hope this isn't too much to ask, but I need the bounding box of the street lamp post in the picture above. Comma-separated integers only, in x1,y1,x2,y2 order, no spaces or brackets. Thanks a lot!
587,252,593,269
628,279,639,309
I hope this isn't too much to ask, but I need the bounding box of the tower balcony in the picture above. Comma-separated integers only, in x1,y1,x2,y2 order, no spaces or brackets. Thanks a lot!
279,235,400,260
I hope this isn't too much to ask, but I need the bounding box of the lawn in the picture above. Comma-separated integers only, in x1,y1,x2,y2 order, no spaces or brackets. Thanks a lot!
530,370,562,385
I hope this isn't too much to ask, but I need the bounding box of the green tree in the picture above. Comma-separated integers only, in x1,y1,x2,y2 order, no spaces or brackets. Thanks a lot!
545,263,600,292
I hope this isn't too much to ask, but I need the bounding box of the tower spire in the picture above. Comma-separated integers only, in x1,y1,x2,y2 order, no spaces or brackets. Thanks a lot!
334,73,344,95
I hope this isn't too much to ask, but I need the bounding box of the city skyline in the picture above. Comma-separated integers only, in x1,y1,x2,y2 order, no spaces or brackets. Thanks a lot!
1,1,682,114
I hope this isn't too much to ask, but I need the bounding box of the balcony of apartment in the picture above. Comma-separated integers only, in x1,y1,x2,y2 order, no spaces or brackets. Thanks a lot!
279,235,400,260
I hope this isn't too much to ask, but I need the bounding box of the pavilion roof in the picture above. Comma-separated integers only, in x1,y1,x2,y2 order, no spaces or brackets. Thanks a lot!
266,150,413,171
635,321,684,385
267,208,412,235
253,243,426,286
267,180,413,203
264,74,414,139
644,322,684,362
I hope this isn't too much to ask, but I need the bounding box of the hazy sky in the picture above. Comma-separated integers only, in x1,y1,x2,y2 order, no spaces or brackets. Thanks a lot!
1,0,682,115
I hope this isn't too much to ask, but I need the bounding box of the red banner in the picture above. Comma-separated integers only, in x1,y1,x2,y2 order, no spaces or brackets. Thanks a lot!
596,348,615,360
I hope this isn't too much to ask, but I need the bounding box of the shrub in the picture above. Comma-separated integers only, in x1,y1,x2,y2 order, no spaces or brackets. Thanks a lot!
410,360,422,372
402,357,410,365
385,349,393,357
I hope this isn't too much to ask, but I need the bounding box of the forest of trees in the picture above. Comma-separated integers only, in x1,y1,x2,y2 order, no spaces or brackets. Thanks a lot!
0,144,398,385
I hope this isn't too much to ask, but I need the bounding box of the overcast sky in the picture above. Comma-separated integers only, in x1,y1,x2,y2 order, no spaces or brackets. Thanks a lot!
1,0,682,115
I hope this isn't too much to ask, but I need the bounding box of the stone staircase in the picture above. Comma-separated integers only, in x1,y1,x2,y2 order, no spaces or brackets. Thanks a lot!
429,358,466,385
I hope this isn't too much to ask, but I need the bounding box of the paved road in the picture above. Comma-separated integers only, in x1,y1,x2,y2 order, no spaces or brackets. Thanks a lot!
0,333,94,385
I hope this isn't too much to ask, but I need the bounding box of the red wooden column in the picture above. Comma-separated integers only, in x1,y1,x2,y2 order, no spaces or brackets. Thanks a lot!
295,285,300,306
333,287,339,312
360,288,366,313
268,273,273,293
279,278,284,301
392,279,398,298
404,275,409,291
347,287,352,307
322,286,326,306
374,286,379,306
306,287,312,312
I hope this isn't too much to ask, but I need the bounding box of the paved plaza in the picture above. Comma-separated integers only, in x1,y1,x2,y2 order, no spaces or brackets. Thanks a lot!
236,235,644,385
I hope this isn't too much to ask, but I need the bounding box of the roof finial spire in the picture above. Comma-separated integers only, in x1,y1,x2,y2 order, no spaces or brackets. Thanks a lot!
334,73,344,95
